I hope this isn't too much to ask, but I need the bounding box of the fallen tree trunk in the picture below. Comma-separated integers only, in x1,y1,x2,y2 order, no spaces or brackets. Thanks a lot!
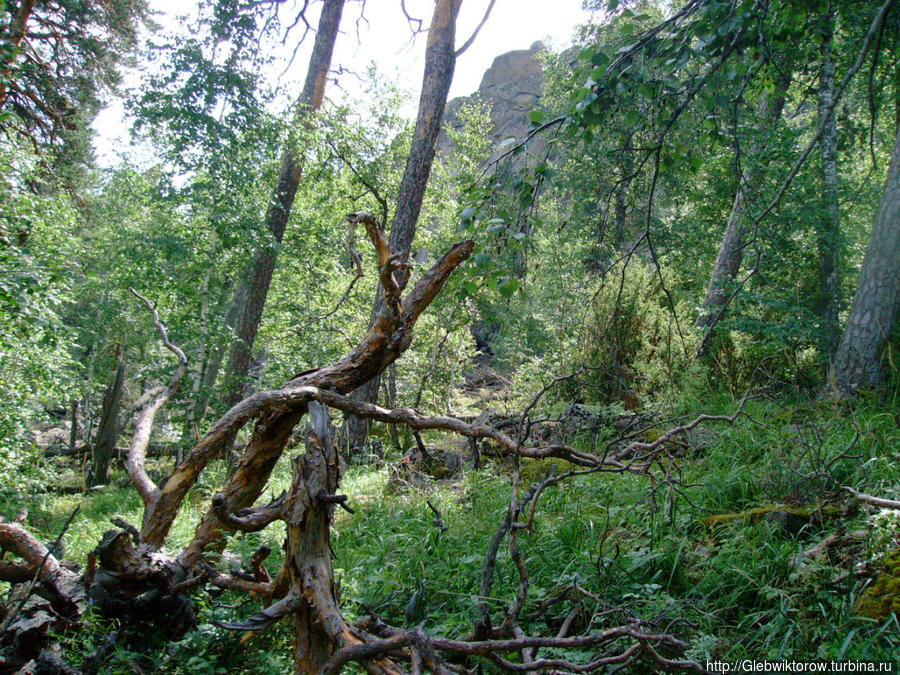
0,209,730,672
45,442,170,459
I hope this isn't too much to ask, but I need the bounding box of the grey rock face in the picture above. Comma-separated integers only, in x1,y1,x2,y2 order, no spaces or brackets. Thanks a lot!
438,41,544,158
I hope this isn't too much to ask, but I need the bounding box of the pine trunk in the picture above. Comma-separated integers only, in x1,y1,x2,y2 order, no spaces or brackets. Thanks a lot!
829,126,900,393
343,0,460,455
220,0,345,416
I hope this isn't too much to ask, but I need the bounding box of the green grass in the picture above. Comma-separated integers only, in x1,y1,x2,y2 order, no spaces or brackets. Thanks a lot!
2,390,899,672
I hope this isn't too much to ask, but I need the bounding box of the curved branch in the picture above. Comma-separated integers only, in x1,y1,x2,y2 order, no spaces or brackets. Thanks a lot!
126,289,187,511
166,234,473,560
212,491,286,532
455,0,495,57
843,486,900,510
331,618,700,674
216,591,296,631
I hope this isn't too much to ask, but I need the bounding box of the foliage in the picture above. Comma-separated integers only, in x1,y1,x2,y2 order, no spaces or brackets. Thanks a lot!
582,259,701,402
2,0,900,670
0,0,149,180
0,141,78,484
5,394,900,668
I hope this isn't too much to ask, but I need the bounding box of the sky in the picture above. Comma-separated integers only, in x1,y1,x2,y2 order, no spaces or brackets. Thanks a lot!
92,0,595,166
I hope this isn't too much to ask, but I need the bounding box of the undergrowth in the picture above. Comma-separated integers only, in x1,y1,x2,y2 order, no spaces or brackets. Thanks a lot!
2,390,899,672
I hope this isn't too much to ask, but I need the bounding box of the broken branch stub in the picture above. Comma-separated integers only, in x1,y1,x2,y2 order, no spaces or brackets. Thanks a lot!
175,218,473,566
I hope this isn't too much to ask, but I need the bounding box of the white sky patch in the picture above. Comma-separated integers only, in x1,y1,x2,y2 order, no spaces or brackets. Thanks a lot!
92,0,594,167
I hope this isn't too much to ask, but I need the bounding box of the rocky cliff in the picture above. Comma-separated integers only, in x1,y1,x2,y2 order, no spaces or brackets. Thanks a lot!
438,41,544,158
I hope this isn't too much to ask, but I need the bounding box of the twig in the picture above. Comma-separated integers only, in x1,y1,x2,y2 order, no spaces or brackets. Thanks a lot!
843,486,900,510
426,499,447,531
455,0,495,57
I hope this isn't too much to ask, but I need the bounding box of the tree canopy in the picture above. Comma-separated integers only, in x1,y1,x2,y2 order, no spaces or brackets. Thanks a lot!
0,0,899,672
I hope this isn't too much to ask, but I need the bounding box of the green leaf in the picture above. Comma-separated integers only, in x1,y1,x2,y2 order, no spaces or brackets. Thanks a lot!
498,278,519,298
529,110,546,125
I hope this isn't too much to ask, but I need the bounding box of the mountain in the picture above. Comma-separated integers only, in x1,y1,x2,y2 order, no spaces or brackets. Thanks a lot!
438,41,544,158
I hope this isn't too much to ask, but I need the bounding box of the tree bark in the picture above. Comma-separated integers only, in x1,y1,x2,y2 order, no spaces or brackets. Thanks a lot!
344,0,461,454
220,0,345,420
160,216,472,562
68,399,78,454
696,86,789,356
181,233,217,451
286,402,346,673
816,3,841,358
614,131,634,249
89,346,126,487
828,125,900,394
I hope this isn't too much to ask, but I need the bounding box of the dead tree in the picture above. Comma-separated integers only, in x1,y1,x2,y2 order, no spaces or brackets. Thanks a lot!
0,209,745,673
220,0,346,423
88,344,126,487
344,0,462,454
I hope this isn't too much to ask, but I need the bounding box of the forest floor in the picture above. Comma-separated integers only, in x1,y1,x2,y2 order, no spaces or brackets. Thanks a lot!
2,391,899,673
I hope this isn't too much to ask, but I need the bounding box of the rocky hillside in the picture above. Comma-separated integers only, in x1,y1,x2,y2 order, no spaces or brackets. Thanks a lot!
438,41,544,158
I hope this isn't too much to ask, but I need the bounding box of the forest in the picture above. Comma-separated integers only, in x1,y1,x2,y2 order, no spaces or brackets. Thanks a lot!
0,0,899,672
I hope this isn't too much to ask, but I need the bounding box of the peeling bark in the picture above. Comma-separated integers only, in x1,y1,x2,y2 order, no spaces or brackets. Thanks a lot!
176,218,473,564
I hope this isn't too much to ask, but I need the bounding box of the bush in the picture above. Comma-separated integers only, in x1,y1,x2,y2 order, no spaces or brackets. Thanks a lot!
580,259,702,403
0,143,80,484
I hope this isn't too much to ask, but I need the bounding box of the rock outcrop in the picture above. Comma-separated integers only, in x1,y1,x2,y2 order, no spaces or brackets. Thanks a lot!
438,41,544,158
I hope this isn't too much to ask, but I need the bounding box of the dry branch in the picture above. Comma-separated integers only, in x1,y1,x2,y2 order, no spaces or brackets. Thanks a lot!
174,219,473,564
125,288,187,514
212,491,286,532
843,486,900,510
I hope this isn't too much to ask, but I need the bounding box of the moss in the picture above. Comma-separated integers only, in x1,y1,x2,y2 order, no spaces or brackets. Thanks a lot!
644,427,663,443
701,503,842,531
856,548,900,621
519,457,571,483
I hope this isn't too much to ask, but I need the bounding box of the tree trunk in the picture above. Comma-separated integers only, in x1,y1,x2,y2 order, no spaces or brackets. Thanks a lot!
344,0,461,454
168,216,472,563
68,399,79,454
828,125,900,394
696,169,752,332
286,402,346,673
614,184,628,248
187,281,241,434
816,3,841,358
181,234,217,452
696,88,789,356
0,0,36,107
89,347,126,486
220,0,345,418
614,131,634,249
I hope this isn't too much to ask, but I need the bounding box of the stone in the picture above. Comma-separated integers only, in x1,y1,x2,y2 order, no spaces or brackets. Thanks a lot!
438,42,545,161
